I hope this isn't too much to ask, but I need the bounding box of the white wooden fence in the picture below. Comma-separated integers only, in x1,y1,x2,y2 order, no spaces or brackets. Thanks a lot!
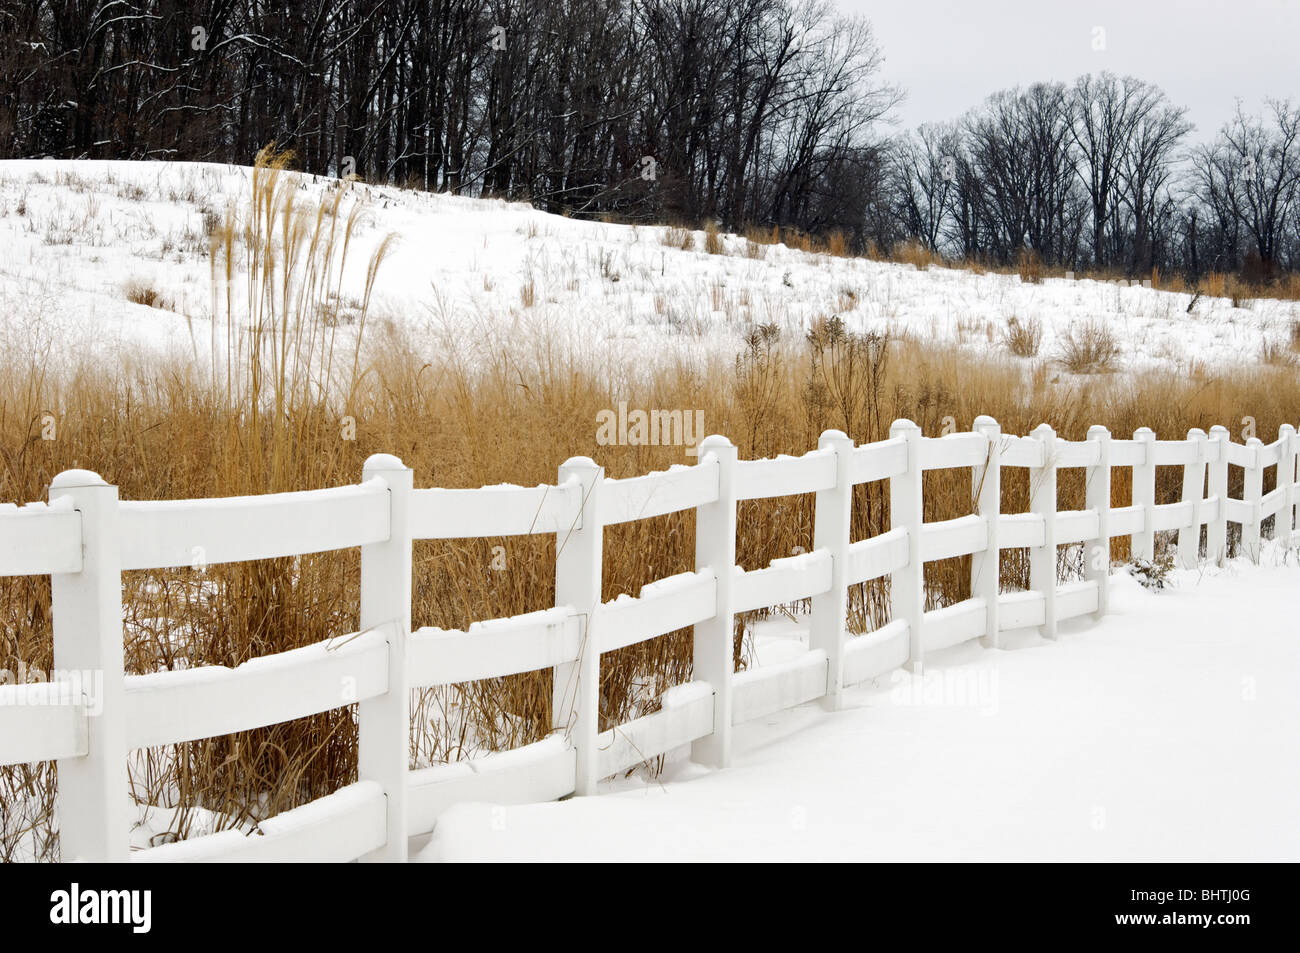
1,419,1297,862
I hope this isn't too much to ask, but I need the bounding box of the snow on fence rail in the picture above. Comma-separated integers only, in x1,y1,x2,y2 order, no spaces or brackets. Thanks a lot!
1,421,1297,862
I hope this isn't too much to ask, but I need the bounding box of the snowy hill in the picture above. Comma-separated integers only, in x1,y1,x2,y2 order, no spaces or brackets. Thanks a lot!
2,159,1296,381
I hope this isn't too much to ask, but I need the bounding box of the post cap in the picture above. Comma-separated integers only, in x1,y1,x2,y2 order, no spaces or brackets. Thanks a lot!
50,469,108,489
973,415,1000,431
362,453,407,471
817,429,850,445
889,418,921,435
1087,424,1110,438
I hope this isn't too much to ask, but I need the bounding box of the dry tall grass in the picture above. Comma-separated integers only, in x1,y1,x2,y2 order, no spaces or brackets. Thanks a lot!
4,157,1300,859
1017,248,1046,284
123,277,164,309
663,226,694,251
743,224,781,249
894,241,943,271
1002,316,1043,357
703,222,725,255
1058,321,1122,373
5,314,1299,857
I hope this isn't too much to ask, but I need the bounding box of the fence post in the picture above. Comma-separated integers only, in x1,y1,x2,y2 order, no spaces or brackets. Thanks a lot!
811,429,853,708
1086,425,1111,620
1029,424,1058,641
49,469,129,863
1279,423,1297,548
554,456,603,796
1207,426,1230,566
693,435,737,765
1243,436,1264,562
358,454,412,862
972,416,1001,649
889,419,925,672
1132,427,1157,562
1177,429,1208,570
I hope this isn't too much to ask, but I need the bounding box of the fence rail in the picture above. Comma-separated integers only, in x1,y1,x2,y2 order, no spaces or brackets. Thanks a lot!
2,419,1297,862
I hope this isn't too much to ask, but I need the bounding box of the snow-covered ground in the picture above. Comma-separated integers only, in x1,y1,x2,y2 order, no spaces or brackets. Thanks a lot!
2,159,1297,381
418,548,1300,862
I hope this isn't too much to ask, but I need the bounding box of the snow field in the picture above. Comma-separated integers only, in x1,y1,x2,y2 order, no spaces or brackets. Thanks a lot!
419,549,1300,862
2,159,1296,384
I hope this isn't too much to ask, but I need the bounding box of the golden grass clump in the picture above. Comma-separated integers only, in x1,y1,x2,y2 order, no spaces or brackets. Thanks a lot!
663,226,694,251
1058,320,1121,373
123,277,164,309
1002,315,1043,358
741,224,782,250
787,228,813,253
895,241,941,271
1017,248,1046,284
703,221,725,255
1161,272,1187,294
1203,272,1228,299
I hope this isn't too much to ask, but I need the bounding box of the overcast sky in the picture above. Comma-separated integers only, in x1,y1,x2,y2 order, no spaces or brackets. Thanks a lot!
837,0,1300,141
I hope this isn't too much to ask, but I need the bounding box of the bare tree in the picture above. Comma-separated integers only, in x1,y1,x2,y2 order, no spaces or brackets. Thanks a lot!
1116,92,1192,274
963,83,1081,265
1194,100,1300,278
890,123,960,253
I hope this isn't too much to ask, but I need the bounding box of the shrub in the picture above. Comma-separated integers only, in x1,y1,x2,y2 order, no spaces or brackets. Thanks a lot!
896,241,941,271
703,221,725,255
1058,321,1120,373
123,278,163,309
663,226,694,251
1129,552,1175,591
1002,315,1043,357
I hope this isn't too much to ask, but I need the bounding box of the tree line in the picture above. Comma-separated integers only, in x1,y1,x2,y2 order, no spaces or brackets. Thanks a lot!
1,1,1296,280
890,76,1300,281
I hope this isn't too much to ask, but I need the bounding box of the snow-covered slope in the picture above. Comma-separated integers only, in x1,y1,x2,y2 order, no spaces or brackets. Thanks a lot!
2,159,1296,380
